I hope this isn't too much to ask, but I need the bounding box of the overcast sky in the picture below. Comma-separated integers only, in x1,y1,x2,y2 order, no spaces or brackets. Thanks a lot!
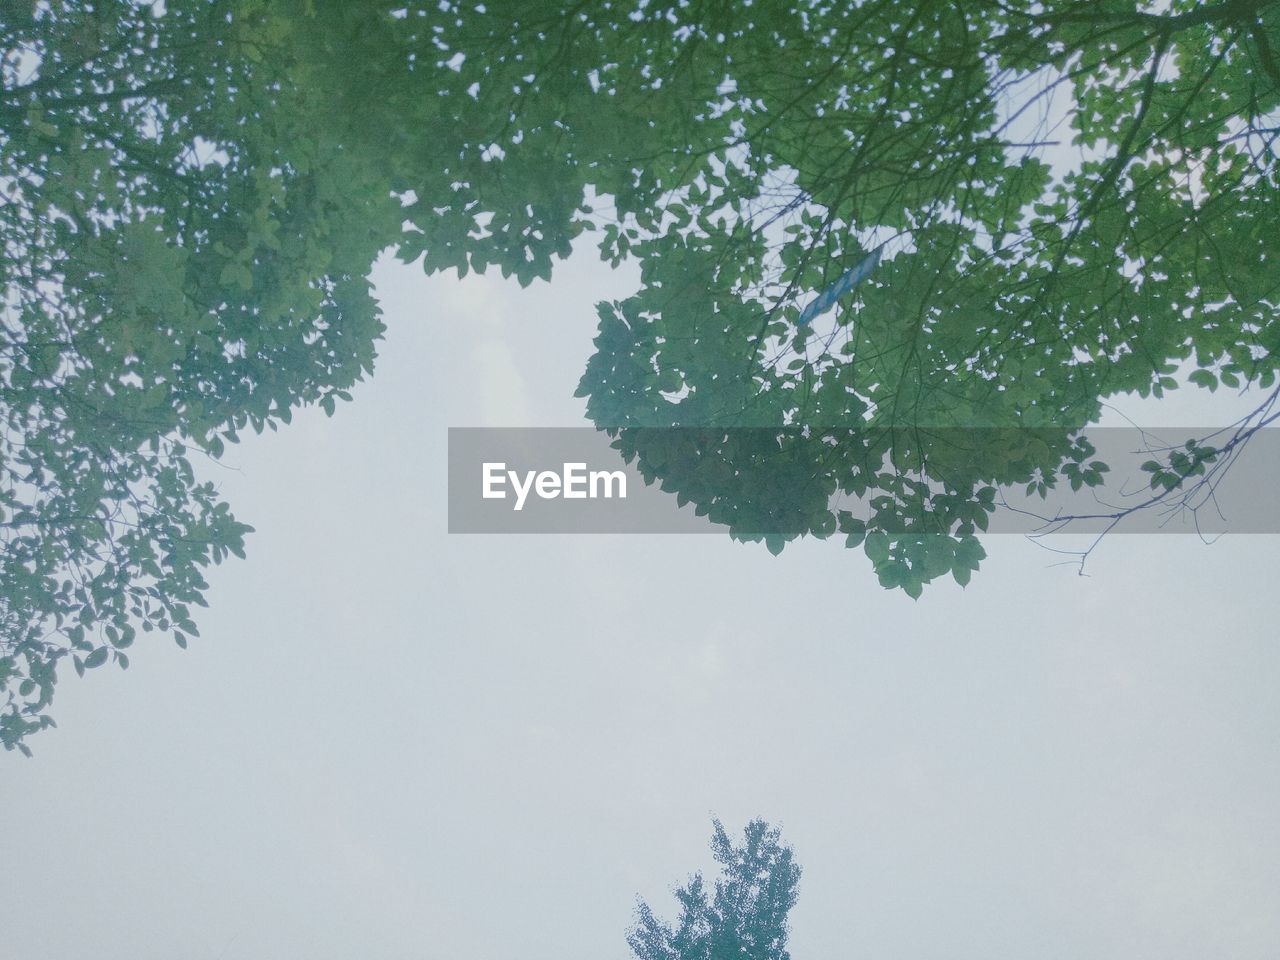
2,243,1278,960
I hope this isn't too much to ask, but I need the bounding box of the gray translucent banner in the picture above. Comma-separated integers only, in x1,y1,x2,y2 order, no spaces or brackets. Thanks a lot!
448,427,1280,535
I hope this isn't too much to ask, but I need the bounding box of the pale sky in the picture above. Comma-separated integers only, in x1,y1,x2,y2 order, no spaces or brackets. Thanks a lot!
2,244,1278,960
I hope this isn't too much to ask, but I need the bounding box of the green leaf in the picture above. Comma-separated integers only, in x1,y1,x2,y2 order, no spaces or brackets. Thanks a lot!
1188,369,1217,391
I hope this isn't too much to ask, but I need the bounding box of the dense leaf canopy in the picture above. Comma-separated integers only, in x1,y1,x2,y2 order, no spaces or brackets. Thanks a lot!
3,0,1278,747
0,1,404,749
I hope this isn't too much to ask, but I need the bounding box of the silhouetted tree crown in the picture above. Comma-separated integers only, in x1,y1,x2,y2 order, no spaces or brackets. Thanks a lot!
629,820,801,960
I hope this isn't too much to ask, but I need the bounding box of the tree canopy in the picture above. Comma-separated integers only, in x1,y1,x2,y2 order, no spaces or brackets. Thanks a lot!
3,0,1279,748
0,2,403,751
629,819,801,960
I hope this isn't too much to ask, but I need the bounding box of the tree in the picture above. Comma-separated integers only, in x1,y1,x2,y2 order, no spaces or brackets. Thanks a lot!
548,0,1280,595
629,820,801,960
4,1,1278,749
380,0,1280,593
334,0,1280,591
0,2,405,751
